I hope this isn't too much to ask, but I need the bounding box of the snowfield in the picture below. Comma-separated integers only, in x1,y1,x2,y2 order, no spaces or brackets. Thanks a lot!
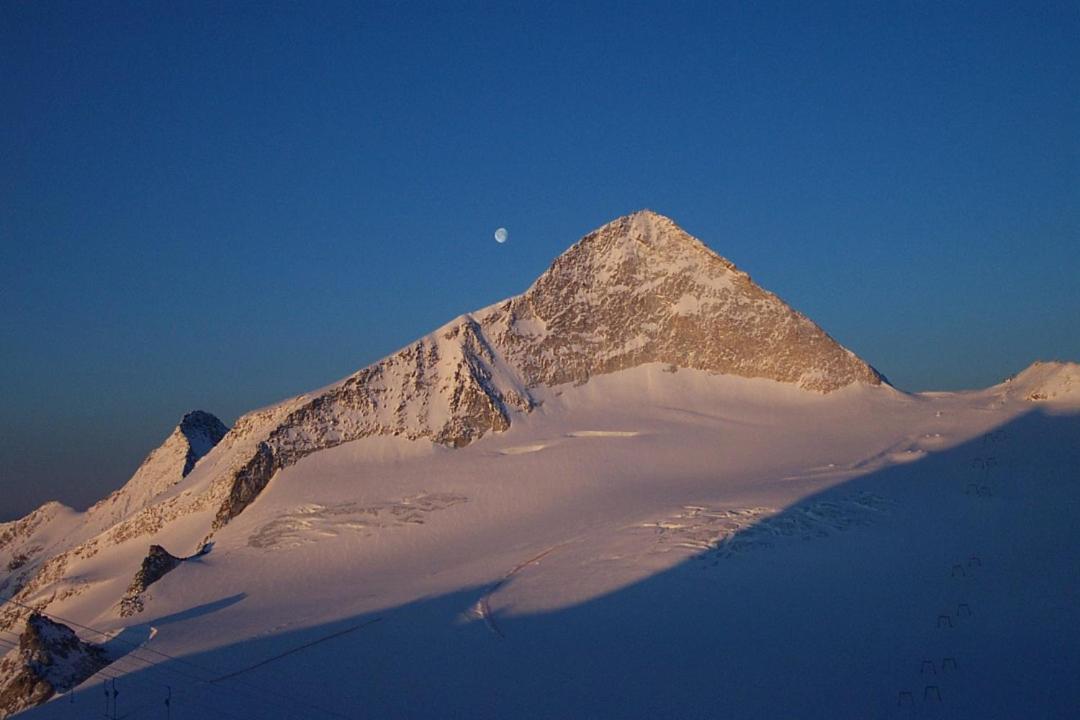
2,210,1077,718
3,363,1079,719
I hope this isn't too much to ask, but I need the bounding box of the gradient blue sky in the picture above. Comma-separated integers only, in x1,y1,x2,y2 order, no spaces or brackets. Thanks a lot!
2,1,1078,519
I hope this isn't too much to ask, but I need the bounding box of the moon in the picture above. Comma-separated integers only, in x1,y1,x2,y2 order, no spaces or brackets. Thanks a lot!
494,227,508,244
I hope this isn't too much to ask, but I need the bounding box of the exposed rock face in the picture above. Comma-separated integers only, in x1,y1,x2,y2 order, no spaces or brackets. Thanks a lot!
206,211,882,528
4,556,28,573
177,411,231,475
480,211,884,391
119,545,184,617
211,317,534,527
214,443,276,529
0,412,227,636
86,410,228,531
0,613,107,719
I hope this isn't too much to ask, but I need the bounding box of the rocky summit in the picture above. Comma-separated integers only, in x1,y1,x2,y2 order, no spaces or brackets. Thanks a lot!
205,210,884,528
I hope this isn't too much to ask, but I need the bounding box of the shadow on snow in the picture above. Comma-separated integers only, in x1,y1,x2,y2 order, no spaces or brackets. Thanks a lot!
23,408,1080,720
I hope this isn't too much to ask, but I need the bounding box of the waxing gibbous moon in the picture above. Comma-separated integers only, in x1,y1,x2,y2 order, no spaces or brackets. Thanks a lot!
494,227,509,244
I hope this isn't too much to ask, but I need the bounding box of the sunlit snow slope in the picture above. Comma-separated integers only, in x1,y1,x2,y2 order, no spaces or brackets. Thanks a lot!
2,213,1078,719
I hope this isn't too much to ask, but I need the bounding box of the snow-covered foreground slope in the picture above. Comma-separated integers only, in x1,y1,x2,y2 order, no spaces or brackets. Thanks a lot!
6,363,1080,719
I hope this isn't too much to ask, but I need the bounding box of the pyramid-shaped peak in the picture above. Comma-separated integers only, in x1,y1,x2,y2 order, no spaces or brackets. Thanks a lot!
610,208,676,227
536,210,738,294
586,209,708,252
621,208,678,233
496,211,885,392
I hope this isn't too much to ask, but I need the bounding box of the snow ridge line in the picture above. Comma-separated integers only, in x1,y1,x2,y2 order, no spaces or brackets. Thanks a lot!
211,318,531,530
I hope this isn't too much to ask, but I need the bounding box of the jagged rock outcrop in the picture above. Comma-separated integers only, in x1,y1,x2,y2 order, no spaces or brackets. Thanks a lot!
211,317,534,527
86,410,228,532
119,545,183,617
0,613,108,718
214,443,277,529
177,411,230,474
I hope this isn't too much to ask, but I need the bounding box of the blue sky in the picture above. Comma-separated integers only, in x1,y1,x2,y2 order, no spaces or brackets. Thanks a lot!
2,1,1077,519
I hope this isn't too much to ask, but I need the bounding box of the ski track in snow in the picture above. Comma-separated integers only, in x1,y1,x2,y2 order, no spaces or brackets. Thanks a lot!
473,545,564,638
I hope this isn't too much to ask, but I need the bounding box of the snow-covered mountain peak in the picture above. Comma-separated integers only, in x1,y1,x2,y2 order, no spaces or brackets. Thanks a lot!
1001,360,1080,403
534,209,735,294
484,211,883,392
0,411,231,630
1,213,887,577
597,208,704,249
194,211,884,534
592,208,702,246
79,410,228,535
5,207,1080,718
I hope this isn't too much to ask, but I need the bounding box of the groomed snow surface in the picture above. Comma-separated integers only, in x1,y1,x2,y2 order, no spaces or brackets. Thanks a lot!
9,364,1080,719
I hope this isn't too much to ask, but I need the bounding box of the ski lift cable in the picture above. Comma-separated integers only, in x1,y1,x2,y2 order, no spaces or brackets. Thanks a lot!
0,625,261,720
0,609,307,719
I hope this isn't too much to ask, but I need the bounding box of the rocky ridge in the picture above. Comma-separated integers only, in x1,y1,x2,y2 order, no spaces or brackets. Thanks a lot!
119,545,184,617
0,412,228,634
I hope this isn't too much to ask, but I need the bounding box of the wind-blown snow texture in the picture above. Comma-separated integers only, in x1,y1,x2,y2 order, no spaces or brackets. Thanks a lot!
1,212,1077,719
